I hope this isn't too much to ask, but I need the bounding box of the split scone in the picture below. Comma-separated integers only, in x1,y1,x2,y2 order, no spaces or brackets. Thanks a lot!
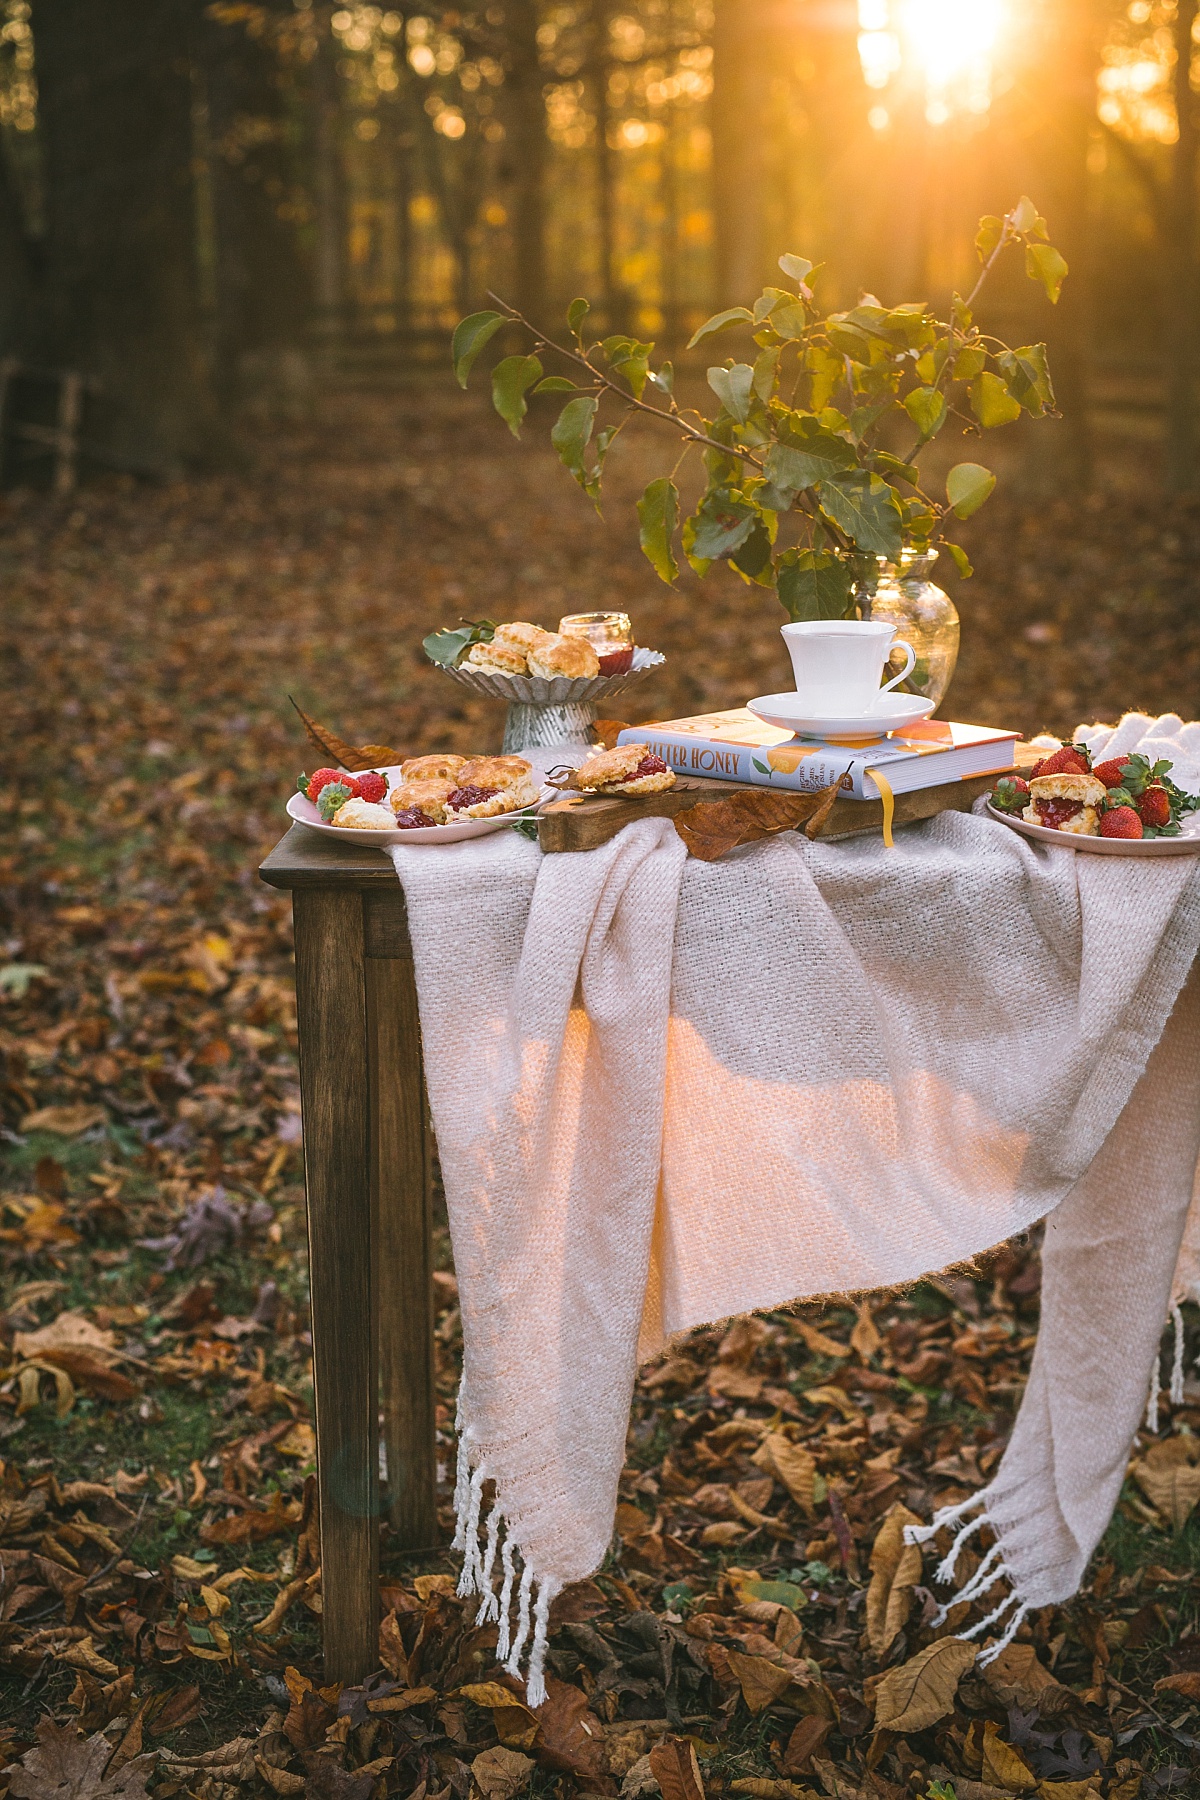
332,798,398,830
526,632,600,681
1023,772,1105,835
573,744,676,797
446,755,539,819
466,639,527,676
390,778,456,824
400,752,469,783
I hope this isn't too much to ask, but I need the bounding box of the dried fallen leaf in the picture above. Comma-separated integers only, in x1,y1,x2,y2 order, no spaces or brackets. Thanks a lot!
529,1675,605,1775
8,1718,156,1799
1156,1670,1200,1700
753,1433,817,1517
849,1300,881,1362
1132,1438,1200,1530
725,1649,794,1715
673,779,844,861
289,698,398,771
13,1311,118,1361
865,1504,923,1659
200,1489,300,1545
470,1745,535,1800
979,1720,1037,1793
872,1635,978,1733
649,1737,706,1800
20,1104,107,1137
979,1643,1071,1713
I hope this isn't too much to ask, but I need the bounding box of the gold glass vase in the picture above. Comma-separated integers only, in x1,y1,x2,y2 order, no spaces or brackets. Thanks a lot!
862,550,960,707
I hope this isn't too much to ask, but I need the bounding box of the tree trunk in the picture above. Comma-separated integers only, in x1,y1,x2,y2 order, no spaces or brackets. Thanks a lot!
0,139,37,355
1165,0,1198,491
200,2,311,400
312,5,346,337
503,0,547,324
711,0,767,304
1035,0,1099,490
591,0,620,329
28,0,222,474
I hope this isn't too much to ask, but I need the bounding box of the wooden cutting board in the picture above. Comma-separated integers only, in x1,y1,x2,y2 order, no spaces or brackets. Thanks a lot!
536,744,1040,855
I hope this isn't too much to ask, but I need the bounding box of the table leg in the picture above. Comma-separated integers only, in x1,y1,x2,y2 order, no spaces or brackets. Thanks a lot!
292,888,379,1683
366,948,437,1548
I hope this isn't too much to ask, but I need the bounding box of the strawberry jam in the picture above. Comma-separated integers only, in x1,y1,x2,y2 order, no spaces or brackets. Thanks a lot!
393,806,433,830
1034,798,1083,831
446,784,500,812
632,753,668,779
597,645,635,676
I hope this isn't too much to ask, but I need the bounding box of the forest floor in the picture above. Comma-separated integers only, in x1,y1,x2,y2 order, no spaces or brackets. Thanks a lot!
1,382,1199,1800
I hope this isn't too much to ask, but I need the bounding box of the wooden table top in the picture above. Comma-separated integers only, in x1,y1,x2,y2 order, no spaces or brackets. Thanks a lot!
262,750,1035,881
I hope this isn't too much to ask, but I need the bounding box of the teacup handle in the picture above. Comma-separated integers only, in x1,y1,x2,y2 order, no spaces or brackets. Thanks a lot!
880,637,916,695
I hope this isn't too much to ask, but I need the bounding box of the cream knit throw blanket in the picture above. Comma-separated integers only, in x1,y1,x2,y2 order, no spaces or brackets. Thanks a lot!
390,714,1200,1705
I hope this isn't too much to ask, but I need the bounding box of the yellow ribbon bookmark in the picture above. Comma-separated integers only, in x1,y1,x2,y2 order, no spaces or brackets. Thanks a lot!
868,767,896,847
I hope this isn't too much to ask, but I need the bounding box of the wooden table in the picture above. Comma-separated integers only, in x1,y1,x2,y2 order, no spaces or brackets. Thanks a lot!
260,826,435,1683
259,758,1033,1678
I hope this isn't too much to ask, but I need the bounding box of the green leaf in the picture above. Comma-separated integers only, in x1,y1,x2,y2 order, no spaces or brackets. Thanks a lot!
969,371,1022,428
816,471,904,557
752,757,770,774
806,344,843,411
637,477,679,583
946,461,996,519
763,440,848,501
550,395,599,483
776,548,855,621
491,353,543,435
752,346,781,402
1025,242,1067,303
778,253,814,284
871,451,919,484
730,518,774,582
452,310,505,387
766,297,809,341
687,307,754,350
534,376,579,393
649,361,674,394
707,363,756,424
423,620,497,668
974,214,1004,262
1010,194,1041,235
903,385,947,440
567,296,590,336
996,345,1055,415
601,335,654,400
944,541,973,578
952,344,987,381
688,491,758,561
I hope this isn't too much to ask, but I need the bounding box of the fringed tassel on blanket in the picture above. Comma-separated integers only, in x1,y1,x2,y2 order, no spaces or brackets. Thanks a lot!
451,1427,561,1709
1145,1300,1188,1432
904,1488,1028,1667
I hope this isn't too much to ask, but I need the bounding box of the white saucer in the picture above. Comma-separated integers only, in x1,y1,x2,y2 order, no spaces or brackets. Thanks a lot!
747,692,937,740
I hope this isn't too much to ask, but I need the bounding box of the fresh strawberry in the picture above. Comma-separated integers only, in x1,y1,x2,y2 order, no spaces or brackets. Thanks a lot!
356,770,390,804
1092,758,1129,788
1138,783,1171,828
1099,805,1142,839
991,776,1030,814
1030,745,1090,779
316,778,359,821
300,767,346,803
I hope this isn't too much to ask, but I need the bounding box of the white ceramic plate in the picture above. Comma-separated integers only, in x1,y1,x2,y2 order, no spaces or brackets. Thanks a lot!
986,802,1200,855
747,692,937,739
286,765,550,847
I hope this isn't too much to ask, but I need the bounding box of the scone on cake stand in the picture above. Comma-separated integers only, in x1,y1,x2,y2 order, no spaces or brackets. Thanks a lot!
432,626,665,753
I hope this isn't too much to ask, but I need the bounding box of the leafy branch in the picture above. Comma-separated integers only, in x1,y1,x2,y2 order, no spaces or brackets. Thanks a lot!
453,196,1067,620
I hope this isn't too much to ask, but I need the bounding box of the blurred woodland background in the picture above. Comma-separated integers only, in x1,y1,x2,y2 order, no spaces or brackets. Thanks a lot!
1,0,1200,492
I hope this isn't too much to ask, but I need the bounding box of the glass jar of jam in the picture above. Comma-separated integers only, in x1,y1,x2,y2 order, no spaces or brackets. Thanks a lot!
559,610,634,676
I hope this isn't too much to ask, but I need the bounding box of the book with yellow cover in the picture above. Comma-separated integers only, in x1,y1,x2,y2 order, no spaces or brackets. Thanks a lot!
616,709,1018,801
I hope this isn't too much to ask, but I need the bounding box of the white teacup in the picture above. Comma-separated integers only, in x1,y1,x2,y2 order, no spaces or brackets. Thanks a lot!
780,620,916,716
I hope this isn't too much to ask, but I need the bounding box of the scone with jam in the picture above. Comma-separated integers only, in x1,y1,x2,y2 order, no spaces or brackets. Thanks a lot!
573,744,675,797
445,756,539,819
1023,772,1105,835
